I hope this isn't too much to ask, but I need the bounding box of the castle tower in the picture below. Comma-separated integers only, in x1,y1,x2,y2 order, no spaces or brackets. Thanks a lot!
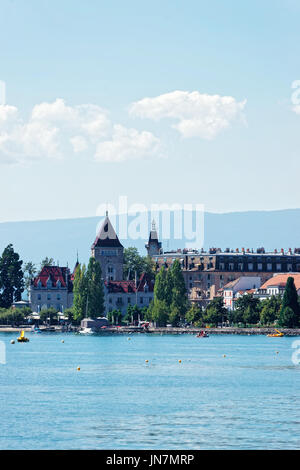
145,220,162,256
91,213,124,281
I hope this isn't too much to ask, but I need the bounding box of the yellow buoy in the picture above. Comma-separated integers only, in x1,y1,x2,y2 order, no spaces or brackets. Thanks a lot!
178,360,182,363
77,367,80,371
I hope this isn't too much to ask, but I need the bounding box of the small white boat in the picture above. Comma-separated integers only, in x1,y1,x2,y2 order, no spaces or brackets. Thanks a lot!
79,327,95,335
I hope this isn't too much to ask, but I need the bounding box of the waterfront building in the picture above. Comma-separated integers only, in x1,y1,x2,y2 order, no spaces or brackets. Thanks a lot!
92,214,154,315
149,237,300,307
29,265,75,313
145,220,162,256
92,212,124,281
223,276,261,310
254,273,300,300
105,273,154,315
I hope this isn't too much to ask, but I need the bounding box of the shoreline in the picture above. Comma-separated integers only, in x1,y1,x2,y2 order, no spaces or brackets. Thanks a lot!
0,326,300,336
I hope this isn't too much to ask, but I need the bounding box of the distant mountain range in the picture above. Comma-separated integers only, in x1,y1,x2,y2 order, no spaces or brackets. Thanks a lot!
0,209,299,268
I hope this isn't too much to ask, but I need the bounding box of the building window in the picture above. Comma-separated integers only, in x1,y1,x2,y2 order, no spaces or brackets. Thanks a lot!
257,263,262,271
140,297,143,304
38,294,41,300
276,264,281,271
248,263,253,271
109,298,112,304
47,294,51,300
128,297,131,304
101,250,117,256
57,294,61,300
267,263,272,271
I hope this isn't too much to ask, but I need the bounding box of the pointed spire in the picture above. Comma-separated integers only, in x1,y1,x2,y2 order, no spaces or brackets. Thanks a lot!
92,214,123,248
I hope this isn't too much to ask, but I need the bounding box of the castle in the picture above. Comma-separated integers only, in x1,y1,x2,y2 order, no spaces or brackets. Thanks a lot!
30,212,300,314
30,213,154,315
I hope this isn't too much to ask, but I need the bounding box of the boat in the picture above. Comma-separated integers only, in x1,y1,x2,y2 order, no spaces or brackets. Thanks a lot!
17,330,29,342
31,325,42,333
79,327,95,335
196,330,209,338
267,329,284,337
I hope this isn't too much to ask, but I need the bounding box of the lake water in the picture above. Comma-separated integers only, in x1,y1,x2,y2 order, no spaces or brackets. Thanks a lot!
0,332,299,450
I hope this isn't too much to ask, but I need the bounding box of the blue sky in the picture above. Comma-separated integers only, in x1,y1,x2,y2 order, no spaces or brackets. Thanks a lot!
0,0,300,222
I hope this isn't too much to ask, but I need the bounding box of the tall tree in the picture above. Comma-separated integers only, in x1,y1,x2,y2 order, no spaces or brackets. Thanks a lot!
73,263,87,321
169,260,188,319
23,261,37,296
154,266,168,302
86,257,105,318
186,303,202,325
123,247,156,280
0,244,24,308
151,299,169,327
232,294,260,325
259,296,281,326
278,277,300,327
203,297,227,326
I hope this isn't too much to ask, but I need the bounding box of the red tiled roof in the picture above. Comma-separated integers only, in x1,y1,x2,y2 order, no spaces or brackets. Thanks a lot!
33,266,68,288
105,273,154,294
260,274,300,291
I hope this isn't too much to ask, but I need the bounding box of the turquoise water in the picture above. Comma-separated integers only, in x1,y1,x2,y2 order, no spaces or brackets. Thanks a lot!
0,332,299,450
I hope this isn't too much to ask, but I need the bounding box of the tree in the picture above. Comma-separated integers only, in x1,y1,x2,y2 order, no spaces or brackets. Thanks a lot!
169,260,188,320
259,296,281,326
108,309,122,325
23,262,37,296
123,248,156,281
0,244,24,308
278,306,297,328
154,266,168,302
169,303,181,326
73,264,88,322
203,297,227,326
232,294,260,326
40,257,55,269
278,277,300,327
86,257,105,318
186,303,202,325
151,299,169,326
124,304,141,325
39,307,58,324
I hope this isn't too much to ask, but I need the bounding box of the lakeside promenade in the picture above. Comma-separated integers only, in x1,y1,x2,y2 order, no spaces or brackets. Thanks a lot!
0,325,300,335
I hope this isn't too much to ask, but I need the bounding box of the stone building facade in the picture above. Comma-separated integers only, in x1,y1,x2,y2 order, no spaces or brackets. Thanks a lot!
92,214,154,315
147,244,300,308
91,213,124,281
30,265,74,313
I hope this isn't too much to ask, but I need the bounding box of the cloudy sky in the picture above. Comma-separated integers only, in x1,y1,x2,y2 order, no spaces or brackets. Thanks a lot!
0,0,300,222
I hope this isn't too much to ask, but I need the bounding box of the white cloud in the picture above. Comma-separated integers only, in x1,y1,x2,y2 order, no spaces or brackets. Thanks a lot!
130,90,246,139
95,124,161,162
0,99,159,164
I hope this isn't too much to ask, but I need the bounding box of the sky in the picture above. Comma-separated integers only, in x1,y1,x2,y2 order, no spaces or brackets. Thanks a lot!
0,0,300,222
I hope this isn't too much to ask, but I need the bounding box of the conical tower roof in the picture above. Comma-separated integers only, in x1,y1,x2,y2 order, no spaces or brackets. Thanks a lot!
148,220,160,243
92,214,123,249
